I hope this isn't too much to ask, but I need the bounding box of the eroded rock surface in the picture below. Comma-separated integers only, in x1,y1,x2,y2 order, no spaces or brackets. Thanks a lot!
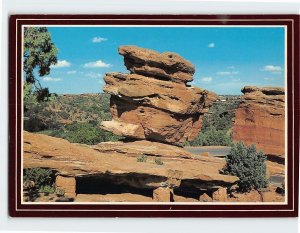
233,86,285,161
23,131,238,201
101,46,217,145
119,45,195,84
92,140,194,159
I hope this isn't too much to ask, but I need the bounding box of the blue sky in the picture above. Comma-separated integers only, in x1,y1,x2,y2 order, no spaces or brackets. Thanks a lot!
38,26,285,95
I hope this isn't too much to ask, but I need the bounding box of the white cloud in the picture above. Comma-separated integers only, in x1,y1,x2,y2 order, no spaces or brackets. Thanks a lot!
208,43,215,48
231,78,241,82
51,60,71,68
92,37,107,43
84,60,111,68
67,70,77,75
85,72,103,78
217,71,231,75
264,77,275,81
43,77,61,82
201,77,213,83
262,65,283,73
217,71,239,76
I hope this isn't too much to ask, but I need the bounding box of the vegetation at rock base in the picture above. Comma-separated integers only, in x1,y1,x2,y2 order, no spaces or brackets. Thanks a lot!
137,154,147,162
223,142,268,192
23,27,58,102
23,168,57,201
187,98,240,146
202,99,240,131
155,158,164,165
188,126,233,147
43,121,120,145
23,167,56,188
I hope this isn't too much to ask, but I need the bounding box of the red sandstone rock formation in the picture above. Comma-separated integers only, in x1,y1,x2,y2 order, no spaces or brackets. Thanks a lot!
101,46,217,145
233,86,285,161
23,131,284,203
119,45,195,84
23,131,238,202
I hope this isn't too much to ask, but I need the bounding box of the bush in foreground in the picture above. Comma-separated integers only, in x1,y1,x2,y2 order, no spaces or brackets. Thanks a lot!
23,167,56,189
223,142,268,192
23,168,56,201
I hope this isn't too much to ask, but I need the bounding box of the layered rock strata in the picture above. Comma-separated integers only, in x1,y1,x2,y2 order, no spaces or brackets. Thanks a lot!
119,45,195,84
24,132,284,202
233,86,285,161
23,131,238,202
101,46,217,145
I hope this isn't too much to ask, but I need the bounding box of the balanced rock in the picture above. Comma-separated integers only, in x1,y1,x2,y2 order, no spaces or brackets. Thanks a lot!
233,86,285,161
119,45,195,84
101,46,217,145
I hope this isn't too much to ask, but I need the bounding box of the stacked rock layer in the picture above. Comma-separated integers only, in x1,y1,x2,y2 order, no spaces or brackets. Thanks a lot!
101,46,217,145
233,86,285,161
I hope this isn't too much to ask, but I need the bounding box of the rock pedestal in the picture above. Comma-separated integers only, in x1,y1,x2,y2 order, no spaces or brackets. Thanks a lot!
212,187,228,202
55,175,76,198
153,187,171,202
101,46,217,145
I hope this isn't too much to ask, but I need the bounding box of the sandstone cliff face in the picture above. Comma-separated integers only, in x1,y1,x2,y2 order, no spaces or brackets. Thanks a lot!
101,46,217,145
233,86,285,161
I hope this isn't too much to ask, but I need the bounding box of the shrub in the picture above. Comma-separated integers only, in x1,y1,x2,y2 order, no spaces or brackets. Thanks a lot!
23,167,56,189
137,154,147,162
189,126,233,146
59,111,70,119
55,188,65,197
202,101,239,132
44,122,121,145
154,158,164,165
39,185,55,194
223,142,268,192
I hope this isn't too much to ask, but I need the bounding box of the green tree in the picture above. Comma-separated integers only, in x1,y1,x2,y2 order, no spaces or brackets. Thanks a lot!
223,142,268,192
23,27,58,101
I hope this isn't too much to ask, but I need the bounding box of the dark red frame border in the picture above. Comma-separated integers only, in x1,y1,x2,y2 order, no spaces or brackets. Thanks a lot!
9,14,300,218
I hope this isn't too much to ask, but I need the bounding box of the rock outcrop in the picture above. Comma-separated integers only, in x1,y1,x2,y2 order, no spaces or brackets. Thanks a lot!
233,86,285,162
101,46,217,145
23,131,238,202
119,45,195,84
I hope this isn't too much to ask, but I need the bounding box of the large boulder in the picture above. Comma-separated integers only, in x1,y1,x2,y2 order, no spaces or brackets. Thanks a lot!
101,46,217,145
119,45,195,84
233,86,285,161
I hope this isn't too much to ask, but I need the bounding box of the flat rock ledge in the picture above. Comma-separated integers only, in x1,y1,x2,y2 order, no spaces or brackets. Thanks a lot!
23,131,238,202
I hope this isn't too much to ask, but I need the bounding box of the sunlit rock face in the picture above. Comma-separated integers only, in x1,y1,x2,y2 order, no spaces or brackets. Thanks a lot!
101,45,217,145
233,86,285,162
